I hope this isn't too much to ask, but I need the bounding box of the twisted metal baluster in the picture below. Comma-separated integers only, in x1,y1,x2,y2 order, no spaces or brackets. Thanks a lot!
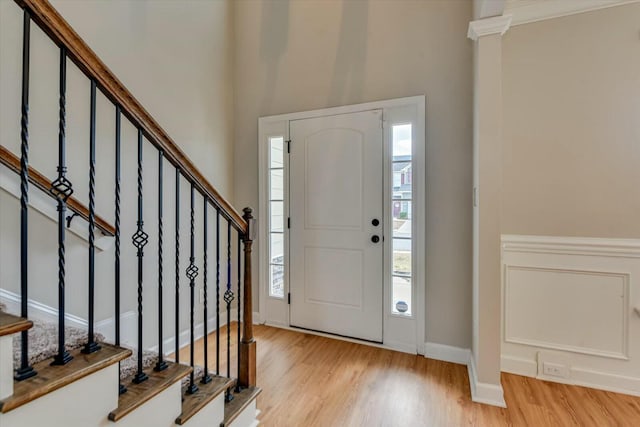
83,80,100,354
216,210,220,376
186,184,199,394
175,170,181,363
201,199,212,384
15,9,36,381
132,129,149,384
224,221,235,402
115,106,126,394
155,151,168,372
51,46,73,365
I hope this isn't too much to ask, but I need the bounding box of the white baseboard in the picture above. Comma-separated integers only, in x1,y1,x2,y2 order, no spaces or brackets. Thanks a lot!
0,288,87,329
501,355,640,397
468,356,506,407
424,342,470,365
501,355,537,377
151,308,239,356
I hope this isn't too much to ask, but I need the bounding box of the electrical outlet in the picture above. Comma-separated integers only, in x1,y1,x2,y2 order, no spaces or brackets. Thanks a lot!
199,289,205,304
542,362,568,378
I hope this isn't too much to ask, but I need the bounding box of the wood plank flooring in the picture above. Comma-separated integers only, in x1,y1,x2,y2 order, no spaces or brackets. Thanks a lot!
188,324,640,426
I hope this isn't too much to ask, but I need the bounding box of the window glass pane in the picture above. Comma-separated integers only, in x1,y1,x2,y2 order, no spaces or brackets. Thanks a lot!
393,238,411,276
270,169,284,200
270,137,284,168
392,276,412,315
392,199,412,227
392,162,411,199
270,232,284,264
270,201,284,232
270,264,284,298
392,124,412,161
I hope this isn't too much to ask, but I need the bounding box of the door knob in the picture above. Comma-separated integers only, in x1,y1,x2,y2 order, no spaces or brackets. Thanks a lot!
371,219,380,227
371,235,380,243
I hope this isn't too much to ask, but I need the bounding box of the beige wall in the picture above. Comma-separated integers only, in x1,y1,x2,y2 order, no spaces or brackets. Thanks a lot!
502,3,640,238
49,0,236,195
234,0,474,348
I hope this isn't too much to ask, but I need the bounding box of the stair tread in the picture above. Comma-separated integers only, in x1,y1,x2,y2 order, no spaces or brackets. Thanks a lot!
221,386,262,427
175,376,235,425
109,361,192,422
0,312,32,337
0,343,131,413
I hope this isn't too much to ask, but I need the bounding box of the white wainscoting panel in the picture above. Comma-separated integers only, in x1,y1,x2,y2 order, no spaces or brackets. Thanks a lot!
502,235,640,396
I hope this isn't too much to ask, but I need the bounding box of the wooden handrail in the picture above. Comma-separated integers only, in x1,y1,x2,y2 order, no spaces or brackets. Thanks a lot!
0,145,115,237
14,0,247,234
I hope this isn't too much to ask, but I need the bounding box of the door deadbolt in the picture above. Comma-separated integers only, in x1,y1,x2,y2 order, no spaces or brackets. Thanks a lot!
371,218,380,227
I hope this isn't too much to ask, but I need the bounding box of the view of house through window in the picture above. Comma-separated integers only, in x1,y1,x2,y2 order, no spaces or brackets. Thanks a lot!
269,136,285,298
391,124,412,315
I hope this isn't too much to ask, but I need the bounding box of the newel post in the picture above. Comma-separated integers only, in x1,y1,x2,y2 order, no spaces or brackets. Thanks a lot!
239,207,256,387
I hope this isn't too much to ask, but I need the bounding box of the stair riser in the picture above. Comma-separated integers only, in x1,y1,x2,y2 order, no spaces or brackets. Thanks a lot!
0,336,13,400
229,400,259,427
180,392,225,426
109,381,182,427
0,364,118,427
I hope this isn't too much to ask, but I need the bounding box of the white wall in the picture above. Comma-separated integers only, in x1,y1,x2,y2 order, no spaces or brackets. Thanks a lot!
0,0,237,350
234,0,474,350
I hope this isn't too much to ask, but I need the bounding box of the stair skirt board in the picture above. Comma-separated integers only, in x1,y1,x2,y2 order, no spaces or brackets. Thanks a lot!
0,364,119,427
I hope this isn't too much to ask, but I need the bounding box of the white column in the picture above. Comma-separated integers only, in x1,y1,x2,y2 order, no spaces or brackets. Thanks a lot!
468,14,511,408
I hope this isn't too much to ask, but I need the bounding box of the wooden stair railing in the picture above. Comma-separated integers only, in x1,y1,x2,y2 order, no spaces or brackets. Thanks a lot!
0,145,115,237
2,0,257,418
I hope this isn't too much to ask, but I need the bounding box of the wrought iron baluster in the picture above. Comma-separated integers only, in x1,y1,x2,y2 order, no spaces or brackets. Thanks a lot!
186,184,199,394
175,170,180,363
235,229,242,393
224,221,234,402
216,210,220,376
51,46,73,366
82,80,100,354
115,106,126,394
201,199,212,384
15,9,36,382
132,129,149,384
155,151,168,372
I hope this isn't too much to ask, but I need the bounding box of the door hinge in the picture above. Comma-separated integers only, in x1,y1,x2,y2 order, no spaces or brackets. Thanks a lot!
288,292,291,304
286,139,291,153
287,217,290,229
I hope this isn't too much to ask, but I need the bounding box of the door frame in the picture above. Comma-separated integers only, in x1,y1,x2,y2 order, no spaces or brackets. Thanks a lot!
258,95,426,354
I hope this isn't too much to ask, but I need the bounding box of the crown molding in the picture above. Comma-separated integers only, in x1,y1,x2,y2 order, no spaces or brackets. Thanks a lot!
467,14,513,41
505,0,640,26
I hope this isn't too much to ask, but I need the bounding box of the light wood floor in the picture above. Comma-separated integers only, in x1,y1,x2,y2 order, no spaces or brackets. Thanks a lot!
186,324,640,426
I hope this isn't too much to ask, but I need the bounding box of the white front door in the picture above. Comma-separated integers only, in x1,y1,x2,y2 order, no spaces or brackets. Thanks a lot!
289,109,383,342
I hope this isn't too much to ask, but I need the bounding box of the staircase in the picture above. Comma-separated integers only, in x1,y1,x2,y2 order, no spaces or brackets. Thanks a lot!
0,0,260,425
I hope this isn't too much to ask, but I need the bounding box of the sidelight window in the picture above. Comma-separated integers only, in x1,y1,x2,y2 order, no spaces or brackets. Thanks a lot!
391,124,412,316
269,136,285,298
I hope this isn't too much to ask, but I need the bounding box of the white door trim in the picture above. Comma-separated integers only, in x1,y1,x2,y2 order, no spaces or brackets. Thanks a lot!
258,95,426,354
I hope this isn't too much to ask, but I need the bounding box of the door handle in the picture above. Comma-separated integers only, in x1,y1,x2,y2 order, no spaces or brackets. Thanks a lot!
371,235,380,243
